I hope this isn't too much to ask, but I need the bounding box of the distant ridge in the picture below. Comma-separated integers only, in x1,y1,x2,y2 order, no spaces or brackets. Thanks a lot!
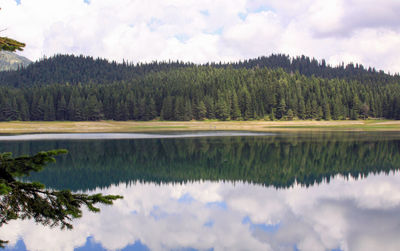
0,53,399,87
0,51,31,71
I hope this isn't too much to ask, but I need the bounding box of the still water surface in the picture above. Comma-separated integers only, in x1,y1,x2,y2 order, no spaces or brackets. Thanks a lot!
1,131,400,251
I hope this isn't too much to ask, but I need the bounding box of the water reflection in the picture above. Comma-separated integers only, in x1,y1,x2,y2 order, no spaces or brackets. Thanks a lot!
2,173,400,251
1,132,400,250
1,132,399,190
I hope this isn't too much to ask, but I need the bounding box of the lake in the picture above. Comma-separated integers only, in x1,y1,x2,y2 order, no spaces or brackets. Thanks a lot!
1,131,400,251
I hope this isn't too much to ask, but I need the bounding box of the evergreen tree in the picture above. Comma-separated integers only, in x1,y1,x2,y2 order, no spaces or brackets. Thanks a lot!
174,97,185,121
32,96,45,121
277,98,286,119
160,96,173,120
195,100,207,120
183,100,193,121
67,95,76,120
323,103,331,120
86,95,103,121
44,95,56,121
287,109,294,120
145,98,157,121
17,95,29,121
56,96,67,120
231,92,242,120
216,97,230,120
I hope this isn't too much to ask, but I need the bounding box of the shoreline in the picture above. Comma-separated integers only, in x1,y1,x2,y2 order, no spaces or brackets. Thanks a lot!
0,120,399,134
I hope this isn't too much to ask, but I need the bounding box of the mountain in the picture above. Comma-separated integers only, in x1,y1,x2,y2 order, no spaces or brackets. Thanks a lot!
0,51,32,71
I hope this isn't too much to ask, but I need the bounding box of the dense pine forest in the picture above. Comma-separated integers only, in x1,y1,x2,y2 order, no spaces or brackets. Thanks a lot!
1,53,400,121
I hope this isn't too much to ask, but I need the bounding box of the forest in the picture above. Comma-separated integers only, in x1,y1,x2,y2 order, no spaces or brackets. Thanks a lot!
1,54,400,121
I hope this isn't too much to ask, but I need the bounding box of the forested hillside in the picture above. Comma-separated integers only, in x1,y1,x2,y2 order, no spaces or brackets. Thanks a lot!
0,54,400,121
0,54,399,87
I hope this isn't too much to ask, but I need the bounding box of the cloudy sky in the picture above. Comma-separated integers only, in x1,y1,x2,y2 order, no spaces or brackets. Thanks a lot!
1,0,400,73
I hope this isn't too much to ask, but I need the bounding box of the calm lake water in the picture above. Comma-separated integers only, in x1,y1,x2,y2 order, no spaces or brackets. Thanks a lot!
1,131,400,251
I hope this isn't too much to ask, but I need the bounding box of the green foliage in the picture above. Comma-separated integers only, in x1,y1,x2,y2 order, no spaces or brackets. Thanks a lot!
0,150,122,248
0,37,25,52
0,53,400,121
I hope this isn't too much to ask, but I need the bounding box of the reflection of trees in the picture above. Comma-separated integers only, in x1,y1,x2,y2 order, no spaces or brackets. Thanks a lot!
2,133,400,191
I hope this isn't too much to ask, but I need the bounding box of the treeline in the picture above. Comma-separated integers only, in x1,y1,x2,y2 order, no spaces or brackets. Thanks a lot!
1,66,400,121
4,134,399,190
0,53,399,88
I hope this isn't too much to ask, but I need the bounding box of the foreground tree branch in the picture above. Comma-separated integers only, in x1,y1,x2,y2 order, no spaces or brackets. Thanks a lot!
0,37,25,52
0,150,123,248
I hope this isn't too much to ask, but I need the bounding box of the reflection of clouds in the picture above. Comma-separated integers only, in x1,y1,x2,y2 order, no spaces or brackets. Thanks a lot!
2,173,400,251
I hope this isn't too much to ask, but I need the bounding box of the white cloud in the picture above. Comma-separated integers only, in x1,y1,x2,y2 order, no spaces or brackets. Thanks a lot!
1,0,400,72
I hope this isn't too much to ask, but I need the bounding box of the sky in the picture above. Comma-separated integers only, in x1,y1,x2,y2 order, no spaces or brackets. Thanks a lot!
2,174,400,251
1,0,400,73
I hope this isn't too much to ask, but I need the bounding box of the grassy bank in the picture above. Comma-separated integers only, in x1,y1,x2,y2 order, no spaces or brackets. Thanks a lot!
0,120,399,134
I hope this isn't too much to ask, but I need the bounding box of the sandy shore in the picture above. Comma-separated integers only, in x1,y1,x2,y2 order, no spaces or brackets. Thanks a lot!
0,120,399,134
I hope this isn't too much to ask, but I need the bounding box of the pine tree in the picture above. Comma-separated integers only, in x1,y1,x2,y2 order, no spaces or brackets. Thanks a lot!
44,95,56,121
269,108,276,121
86,95,103,121
160,96,173,120
174,97,185,121
195,100,207,120
17,95,30,121
216,97,230,120
67,95,76,120
146,98,157,120
231,92,242,120
56,96,67,120
298,99,306,119
8,97,18,121
323,103,331,120
240,88,253,120
277,98,286,119
287,109,294,120
32,96,45,121
204,96,215,119
183,100,193,121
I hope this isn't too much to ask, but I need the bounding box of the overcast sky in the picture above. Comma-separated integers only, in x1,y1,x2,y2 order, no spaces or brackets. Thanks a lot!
1,0,400,73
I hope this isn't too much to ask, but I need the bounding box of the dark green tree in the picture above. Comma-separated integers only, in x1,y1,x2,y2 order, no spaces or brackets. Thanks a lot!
216,97,230,121
230,92,242,120
160,96,173,120
183,100,193,121
195,100,207,120
56,96,67,121
43,95,56,121
86,95,103,121
287,109,294,120
276,98,286,119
